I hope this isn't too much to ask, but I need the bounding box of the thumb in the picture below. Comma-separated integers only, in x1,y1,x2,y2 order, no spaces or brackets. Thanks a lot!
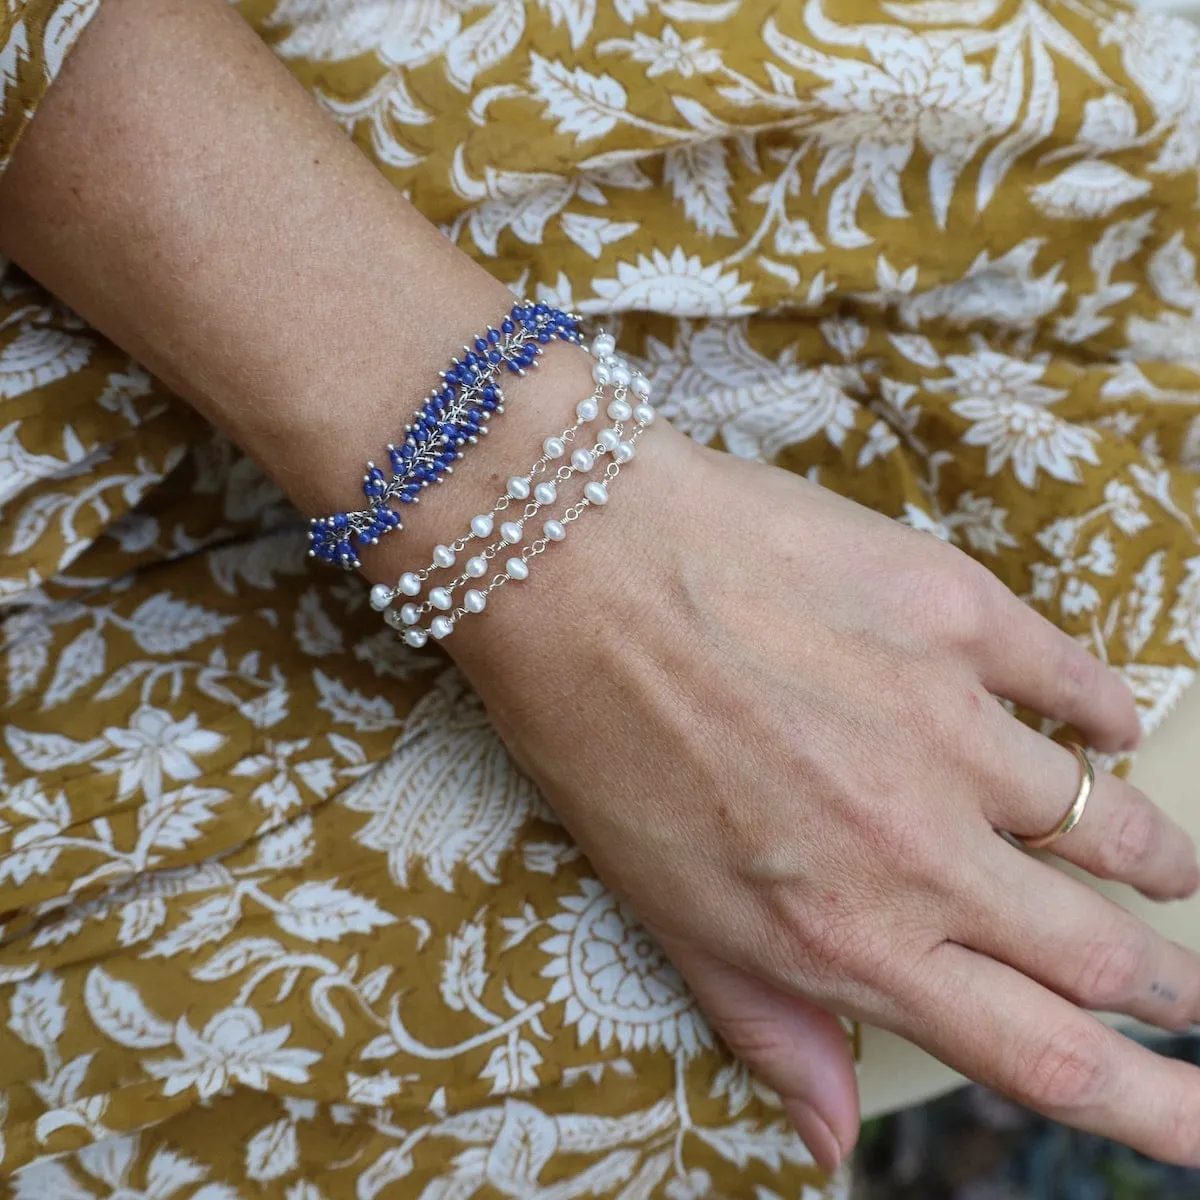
659,934,860,1173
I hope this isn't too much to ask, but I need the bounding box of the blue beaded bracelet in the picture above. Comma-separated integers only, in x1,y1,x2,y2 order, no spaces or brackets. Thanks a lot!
308,301,584,568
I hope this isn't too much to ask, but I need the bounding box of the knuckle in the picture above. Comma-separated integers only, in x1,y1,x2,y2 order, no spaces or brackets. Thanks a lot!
1070,936,1146,1008
1099,799,1158,879
1052,645,1094,710
934,563,994,650
1007,1024,1109,1113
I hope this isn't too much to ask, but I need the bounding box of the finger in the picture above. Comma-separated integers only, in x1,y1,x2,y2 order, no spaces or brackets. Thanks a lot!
984,713,1199,901
894,940,1200,1165
660,934,860,1171
958,830,1200,1033
969,575,1140,753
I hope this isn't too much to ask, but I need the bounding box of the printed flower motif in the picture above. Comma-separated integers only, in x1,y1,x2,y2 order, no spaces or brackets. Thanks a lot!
599,26,720,78
146,1007,320,1099
230,738,335,817
97,707,225,801
540,879,710,1056
1029,532,1117,617
1104,479,1152,536
939,349,1099,488
586,248,753,317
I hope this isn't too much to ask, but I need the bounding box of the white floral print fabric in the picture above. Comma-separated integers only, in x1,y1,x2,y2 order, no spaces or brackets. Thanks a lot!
5,0,1200,1194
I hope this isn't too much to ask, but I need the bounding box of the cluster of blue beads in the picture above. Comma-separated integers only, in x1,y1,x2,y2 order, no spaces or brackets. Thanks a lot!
309,302,583,569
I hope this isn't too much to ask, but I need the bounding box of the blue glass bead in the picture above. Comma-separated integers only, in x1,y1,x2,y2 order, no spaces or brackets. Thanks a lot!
488,328,500,343
501,318,514,333
336,539,352,558
483,394,499,409
487,350,501,364
463,422,479,436
440,451,456,466
507,361,521,374
535,302,548,315
465,352,478,367
440,422,456,439
475,338,488,352
482,385,496,401
468,406,483,421
538,331,550,344
333,513,348,528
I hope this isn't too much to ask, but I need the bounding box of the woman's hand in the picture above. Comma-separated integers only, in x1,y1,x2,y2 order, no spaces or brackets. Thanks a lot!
453,419,1200,1170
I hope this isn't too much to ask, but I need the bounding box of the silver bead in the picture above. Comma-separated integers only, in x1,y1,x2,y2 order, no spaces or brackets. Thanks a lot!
400,603,421,625
466,555,488,577
543,436,566,459
607,398,633,422
591,332,616,358
399,572,422,596
507,476,530,500
432,543,456,569
571,447,595,472
597,427,620,452
591,363,611,387
384,609,405,629
631,374,652,398
369,583,393,611
429,587,453,610
583,481,608,506
611,362,632,387
500,520,522,545
431,616,454,640
470,514,494,539
506,557,529,581
615,441,636,464
634,403,656,426
533,481,557,505
544,519,566,541
403,627,428,648
464,589,487,614
576,396,599,422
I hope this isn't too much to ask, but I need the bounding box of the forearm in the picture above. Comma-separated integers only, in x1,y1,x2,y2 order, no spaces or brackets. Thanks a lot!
0,0,602,591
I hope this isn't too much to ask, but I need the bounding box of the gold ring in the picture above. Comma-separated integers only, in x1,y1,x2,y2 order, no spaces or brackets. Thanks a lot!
1020,742,1095,850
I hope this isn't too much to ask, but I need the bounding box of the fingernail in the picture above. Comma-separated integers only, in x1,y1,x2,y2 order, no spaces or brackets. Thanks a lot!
788,1102,842,1174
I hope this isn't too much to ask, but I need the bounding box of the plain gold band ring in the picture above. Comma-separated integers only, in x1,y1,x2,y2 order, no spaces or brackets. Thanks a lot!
1020,742,1095,850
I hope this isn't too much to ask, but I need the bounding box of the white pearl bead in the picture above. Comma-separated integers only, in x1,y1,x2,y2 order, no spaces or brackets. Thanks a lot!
634,403,656,426
544,519,566,541
431,616,454,640
404,627,428,648
432,543,456,569
384,608,405,629
465,555,488,577
571,447,595,472
591,362,611,386
533,481,557,505
615,441,636,464
597,427,620,452
591,333,616,358
631,374,652,398
500,520,522,545
429,587,452,610
543,436,565,459
464,589,487,614
611,362,632,387
583,481,608,506
369,583,393,611
400,603,420,625
470,514,494,539
576,397,599,422
399,572,422,596
506,557,529,581
507,476,530,500
607,398,633,422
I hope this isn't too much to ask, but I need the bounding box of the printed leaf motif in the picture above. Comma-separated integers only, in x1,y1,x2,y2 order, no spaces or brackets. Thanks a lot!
559,213,640,259
481,1037,543,1094
126,593,234,655
663,142,735,238
445,2,524,92
486,1100,559,1194
147,889,244,958
246,1117,300,1182
193,937,288,983
294,589,344,657
528,53,627,142
5,726,107,772
274,880,396,942
8,974,67,1055
536,0,596,48
83,967,173,1049
8,491,70,556
1029,160,1152,220
440,915,488,1012
694,1120,811,1170
1078,94,1138,150
313,669,400,732
41,626,105,710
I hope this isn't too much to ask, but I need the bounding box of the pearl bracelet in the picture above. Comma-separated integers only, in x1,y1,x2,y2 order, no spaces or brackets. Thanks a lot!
308,301,584,569
368,332,656,646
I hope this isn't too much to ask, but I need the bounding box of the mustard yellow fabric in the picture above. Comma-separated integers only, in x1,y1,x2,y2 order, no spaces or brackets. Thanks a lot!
5,0,1200,1194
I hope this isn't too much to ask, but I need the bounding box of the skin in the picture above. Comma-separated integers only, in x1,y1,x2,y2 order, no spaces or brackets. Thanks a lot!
5,0,1200,1173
